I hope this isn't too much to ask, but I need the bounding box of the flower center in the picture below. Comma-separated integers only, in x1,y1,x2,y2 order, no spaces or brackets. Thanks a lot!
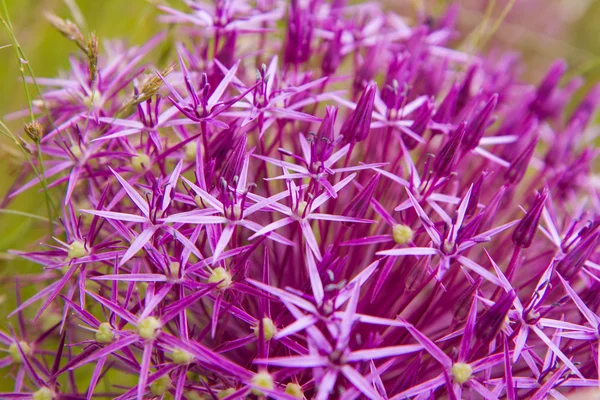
171,348,194,364
8,341,32,363
443,239,455,253
392,224,414,245
33,387,54,400
131,153,151,172
208,267,233,290
321,299,334,316
67,240,88,260
217,388,236,399
251,371,274,395
297,200,308,218
84,91,103,109
168,261,180,279
194,194,204,209
525,309,541,324
252,317,277,340
451,362,473,384
95,322,115,343
255,93,266,106
150,374,171,396
137,316,161,340
285,383,304,399
69,145,82,159
185,390,205,400
185,142,197,161
231,204,242,220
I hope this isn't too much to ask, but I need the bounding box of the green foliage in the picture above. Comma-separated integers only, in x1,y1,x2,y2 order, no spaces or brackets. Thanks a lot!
0,0,162,392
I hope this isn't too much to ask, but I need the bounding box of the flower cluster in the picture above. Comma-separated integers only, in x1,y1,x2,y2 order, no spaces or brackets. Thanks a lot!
3,1,600,399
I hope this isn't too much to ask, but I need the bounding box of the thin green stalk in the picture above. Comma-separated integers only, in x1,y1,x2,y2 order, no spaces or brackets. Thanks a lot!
0,121,52,201
460,0,517,54
0,1,52,115
461,0,496,54
0,209,54,223
1,0,58,234
0,120,56,235
567,57,600,80
478,0,517,50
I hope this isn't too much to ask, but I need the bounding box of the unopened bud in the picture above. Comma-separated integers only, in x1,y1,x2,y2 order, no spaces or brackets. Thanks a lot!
556,231,600,280
405,100,434,150
342,174,379,225
504,137,538,185
475,290,515,342
456,65,477,113
569,83,600,130
433,122,466,180
512,188,548,248
465,173,485,219
478,186,505,234
433,83,458,125
322,30,342,75
462,94,498,151
220,135,247,184
530,60,567,119
313,106,337,162
284,2,313,66
340,82,376,144
24,121,43,142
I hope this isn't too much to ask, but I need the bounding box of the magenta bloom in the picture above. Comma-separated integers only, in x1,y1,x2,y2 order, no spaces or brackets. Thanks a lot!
4,1,600,399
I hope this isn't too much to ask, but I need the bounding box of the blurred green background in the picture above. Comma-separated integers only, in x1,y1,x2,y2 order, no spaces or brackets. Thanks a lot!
0,0,164,390
0,0,600,392
0,0,163,306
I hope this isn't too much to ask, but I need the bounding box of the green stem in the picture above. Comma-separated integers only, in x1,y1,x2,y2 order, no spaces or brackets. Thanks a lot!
0,209,54,223
1,0,58,235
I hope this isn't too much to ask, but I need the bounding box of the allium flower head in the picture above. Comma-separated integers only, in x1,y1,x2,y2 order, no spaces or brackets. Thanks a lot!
3,1,600,399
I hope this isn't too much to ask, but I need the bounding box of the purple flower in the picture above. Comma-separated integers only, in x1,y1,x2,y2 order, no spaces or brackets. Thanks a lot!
340,81,377,144
512,188,548,248
4,1,600,399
